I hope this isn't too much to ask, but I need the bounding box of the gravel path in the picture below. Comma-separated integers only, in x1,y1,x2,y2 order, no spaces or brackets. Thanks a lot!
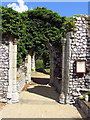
0,72,86,119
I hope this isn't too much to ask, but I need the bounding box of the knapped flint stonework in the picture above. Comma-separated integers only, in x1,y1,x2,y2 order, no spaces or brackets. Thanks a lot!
65,16,90,103
87,37,90,73
0,38,9,102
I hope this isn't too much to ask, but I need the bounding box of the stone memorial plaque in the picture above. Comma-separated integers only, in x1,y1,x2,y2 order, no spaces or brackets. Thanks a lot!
76,60,86,73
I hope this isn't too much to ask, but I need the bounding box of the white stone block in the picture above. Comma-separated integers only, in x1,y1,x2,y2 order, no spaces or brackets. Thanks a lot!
82,17,85,21
75,23,79,26
77,31,81,34
76,17,81,21
79,28,83,31
76,42,79,46
80,21,83,24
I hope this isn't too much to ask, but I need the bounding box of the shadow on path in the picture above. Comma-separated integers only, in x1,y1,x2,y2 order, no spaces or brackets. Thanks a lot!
26,72,59,103
27,85,59,102
31,77,50,85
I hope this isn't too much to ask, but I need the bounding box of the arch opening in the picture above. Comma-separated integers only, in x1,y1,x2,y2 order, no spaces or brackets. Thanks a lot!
2,6,86,104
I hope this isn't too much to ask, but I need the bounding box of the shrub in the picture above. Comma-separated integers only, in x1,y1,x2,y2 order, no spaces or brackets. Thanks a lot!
35,59,44,72
79,96,85,100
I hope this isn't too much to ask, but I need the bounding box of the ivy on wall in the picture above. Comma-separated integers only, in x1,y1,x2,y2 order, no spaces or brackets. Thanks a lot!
1,6,76,66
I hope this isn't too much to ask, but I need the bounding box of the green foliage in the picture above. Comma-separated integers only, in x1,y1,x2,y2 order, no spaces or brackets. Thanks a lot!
85,91,90,96
2,6,21,37
46,68,50,72
31,68,34,72
35,44,50,69
74,14,81,17
0,5,2,30
35,59,44,72
74,14,87,18
79,92,90,102
79,96,85,100
2,6,75,66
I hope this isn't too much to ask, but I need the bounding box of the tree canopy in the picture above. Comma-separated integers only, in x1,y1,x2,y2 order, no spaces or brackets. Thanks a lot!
2,6,75,66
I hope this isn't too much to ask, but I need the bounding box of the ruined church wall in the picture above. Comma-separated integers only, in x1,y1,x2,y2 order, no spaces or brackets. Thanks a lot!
0,38,9,102
66,16,90,103
87,37,90,73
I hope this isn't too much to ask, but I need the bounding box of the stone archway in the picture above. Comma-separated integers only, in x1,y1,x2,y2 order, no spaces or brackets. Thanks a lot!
0,16,90,104
24,41,62,88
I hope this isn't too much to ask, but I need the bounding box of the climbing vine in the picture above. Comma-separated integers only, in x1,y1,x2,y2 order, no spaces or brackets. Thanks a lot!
2,6,76,66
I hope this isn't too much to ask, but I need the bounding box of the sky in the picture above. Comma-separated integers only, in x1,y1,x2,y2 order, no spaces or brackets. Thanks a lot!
1,0,89,17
